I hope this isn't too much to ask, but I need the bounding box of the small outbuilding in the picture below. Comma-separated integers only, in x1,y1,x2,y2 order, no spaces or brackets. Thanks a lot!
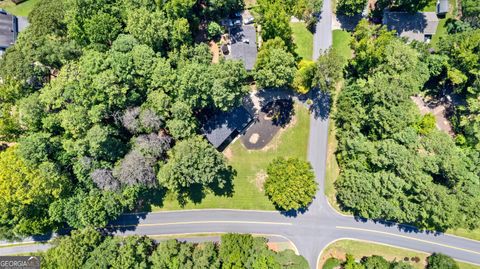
201,106,254,151
436,0,449,17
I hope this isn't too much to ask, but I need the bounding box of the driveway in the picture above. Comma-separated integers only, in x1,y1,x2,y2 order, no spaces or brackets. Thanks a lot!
2,0,480,268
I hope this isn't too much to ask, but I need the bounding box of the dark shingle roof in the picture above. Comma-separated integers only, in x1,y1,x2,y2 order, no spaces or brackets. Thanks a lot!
0,10,18,50
383,12,439,42
201,106,253,149
227,25,258,71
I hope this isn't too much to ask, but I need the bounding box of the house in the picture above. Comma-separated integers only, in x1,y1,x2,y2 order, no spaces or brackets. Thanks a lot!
436,0,449,17
226,24,258,71
383,11,439,43
0,9,28,56
201,105,254,151
0,9,18,56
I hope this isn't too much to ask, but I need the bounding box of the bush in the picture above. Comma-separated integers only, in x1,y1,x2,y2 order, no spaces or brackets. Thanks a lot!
427,253,459,269
323,257,342,269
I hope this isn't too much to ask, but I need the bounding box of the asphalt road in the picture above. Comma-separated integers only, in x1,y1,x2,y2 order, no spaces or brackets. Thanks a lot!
2,0,480,268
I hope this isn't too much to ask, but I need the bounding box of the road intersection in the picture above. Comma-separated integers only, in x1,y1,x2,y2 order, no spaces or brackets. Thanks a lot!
1,0,480,268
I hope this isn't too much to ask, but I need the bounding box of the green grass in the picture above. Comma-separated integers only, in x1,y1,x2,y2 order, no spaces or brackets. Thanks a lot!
0,0,40,17
291,22,313,61
448,228,480,241
154,103,310,211
332,30,353,60
318,239,480,269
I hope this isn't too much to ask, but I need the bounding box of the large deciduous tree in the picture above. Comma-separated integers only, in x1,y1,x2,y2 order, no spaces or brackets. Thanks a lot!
0,148,69,239
255,38,297,89
157,136,233,193
264,157,318,211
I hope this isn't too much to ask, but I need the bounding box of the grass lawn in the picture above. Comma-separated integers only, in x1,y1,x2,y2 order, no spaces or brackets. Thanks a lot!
332,30,353,60
291,22,313,61
0,0,40,17
428,0,457,49
318,239,480,269
448,228,480,241
154,103,310,211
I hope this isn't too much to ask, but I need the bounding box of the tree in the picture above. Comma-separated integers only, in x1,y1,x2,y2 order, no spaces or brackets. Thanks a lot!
48,189,127,229
427,253,459,269
376,0,430,12
293,60,316,94
255,38,297,89
85,235,154,269
337,0,368,16
91,169,120,191
28,0,67,37
42,228,103,269
84,12,122,45
462,0,480,28
157,136,233,192
113,150,157,188
219,234,256,269
126,8,168,52
207,21,223,40
264,157,318,211
313,49,346,93
0,148,69,239
150,240,194,268
259,1,294,51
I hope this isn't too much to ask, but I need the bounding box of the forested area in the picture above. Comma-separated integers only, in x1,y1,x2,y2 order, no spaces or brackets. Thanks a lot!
334,11,480,231
39,230,308,269
0,0,332,240
0,0,250,240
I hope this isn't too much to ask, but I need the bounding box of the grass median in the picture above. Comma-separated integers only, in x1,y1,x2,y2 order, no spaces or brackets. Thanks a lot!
318,239,479,269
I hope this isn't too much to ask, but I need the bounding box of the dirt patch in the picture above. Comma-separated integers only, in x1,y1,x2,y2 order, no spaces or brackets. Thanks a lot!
252,170,267,191
223,147,233,160
249,133,259,144
209,41,220,64
267,242,279,252
411,95,454,136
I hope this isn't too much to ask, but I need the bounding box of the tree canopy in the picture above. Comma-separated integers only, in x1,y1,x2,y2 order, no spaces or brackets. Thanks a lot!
41,231,309,269
264,157,318,211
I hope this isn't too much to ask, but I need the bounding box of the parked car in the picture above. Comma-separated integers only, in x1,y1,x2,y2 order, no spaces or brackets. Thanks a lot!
233,19,242,27
243,17,254,25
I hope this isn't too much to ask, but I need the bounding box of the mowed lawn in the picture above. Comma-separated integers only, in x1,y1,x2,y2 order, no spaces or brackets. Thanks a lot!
0,0,40,17
332,30,352,60
318,240,479,269
154,103,310,211
291,22,313,60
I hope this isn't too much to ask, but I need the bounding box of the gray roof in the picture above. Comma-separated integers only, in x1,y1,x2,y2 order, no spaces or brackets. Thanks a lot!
227,25,258,71
201,106,253,149
437,0,449,15
0,10,17,50
383,12,439,42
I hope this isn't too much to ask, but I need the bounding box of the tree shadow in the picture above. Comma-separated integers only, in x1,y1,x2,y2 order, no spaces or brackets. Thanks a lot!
176,166,236,206
133,187,167,212
261,99,295,127
307,89,331,120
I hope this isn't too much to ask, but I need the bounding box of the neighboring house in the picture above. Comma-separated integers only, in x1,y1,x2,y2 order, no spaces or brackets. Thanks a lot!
201,106,254,151
0,9,28,56
436,0,449,17
223,11,258,71
383,11,439,43
0,9,18,56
